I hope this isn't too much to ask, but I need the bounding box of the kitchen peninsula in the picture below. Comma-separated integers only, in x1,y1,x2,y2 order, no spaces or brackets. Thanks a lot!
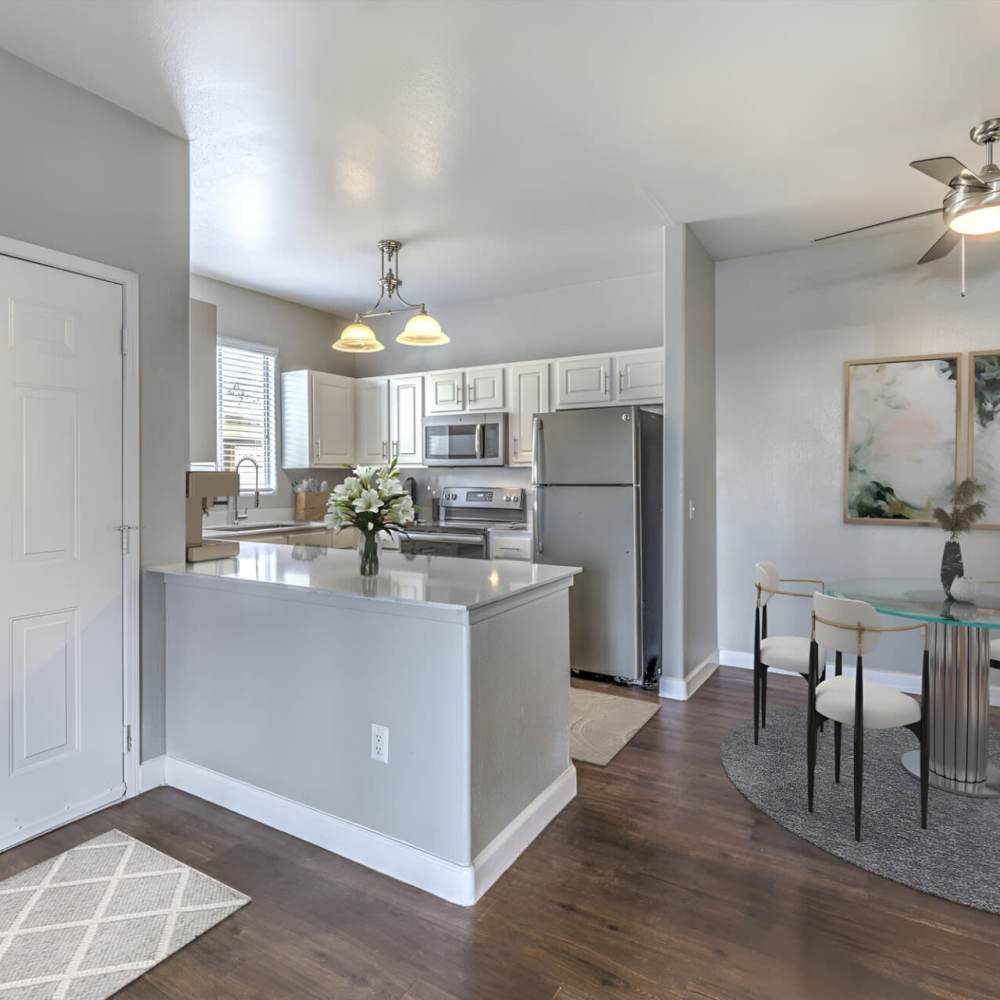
148,542,580,905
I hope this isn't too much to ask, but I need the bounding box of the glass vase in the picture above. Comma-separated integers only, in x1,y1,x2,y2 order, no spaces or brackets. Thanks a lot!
357,529,381,577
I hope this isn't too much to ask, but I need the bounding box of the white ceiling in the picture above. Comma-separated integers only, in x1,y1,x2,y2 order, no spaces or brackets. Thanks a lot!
1,1,999,314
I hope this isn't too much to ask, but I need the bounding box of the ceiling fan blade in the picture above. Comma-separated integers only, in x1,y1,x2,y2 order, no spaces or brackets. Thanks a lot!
813,208,941,243
918,229,960,264
910,157,984,187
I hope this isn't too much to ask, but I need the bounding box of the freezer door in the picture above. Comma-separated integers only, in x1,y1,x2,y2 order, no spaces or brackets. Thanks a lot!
533,407,638,485
536,484,640,681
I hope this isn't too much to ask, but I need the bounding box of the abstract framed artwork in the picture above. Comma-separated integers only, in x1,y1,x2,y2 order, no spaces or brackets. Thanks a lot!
844,354,961,524
969,350,1000,529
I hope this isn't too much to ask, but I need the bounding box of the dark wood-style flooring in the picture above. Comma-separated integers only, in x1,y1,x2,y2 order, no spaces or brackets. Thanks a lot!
3,667,997,999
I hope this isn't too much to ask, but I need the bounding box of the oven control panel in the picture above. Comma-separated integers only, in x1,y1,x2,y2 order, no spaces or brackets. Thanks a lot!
440,487,525,510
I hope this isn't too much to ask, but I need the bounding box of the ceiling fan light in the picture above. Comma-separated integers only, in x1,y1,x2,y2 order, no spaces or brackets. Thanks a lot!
397,309,449,347
949,203,1000,235
332,320,385,353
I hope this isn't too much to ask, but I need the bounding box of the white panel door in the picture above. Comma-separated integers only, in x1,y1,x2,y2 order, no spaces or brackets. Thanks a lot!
465,365,505,412
425,371,465,414
508,361,550,465
355,378,389,465
310,371,355,467
0,255,125,848
555,356,612,407
616,350,664,402
389,375,424,465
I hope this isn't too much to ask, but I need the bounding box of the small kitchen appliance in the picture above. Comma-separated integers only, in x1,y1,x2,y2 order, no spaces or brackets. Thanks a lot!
422,413,507,467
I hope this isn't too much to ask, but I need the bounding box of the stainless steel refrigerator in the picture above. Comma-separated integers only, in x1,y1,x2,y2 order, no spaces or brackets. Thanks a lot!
531,406,662,684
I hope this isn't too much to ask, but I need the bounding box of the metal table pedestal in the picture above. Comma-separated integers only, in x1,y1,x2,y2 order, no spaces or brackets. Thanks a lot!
901,622,1000,798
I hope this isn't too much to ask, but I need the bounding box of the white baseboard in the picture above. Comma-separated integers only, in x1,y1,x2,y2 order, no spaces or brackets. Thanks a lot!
718,650,1000,705
660,653,719,701
156,755,575,907
138,754,166,792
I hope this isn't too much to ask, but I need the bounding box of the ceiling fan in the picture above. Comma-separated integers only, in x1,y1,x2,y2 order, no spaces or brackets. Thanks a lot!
815,118,1000,271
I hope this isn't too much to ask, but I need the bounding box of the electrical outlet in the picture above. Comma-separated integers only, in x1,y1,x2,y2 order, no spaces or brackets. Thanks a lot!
371,723,389,764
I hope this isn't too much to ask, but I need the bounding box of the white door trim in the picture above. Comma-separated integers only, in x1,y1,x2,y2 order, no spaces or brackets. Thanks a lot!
0,233,141,801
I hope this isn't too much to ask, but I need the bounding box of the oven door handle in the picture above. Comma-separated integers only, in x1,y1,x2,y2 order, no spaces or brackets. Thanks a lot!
474,424,483,459
402,531,486,544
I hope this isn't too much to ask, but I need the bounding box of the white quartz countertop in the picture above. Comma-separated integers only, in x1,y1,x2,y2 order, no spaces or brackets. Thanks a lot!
150,542,580,621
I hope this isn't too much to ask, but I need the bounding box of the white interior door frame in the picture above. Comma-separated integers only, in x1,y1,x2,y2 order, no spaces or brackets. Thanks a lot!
0,233,141,799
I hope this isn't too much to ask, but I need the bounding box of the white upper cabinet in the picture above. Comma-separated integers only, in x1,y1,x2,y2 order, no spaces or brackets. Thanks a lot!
281,370,355,469
355,378,389,464
508,361,549,466
555,356,612,407
466,365,505,411
425,371,465,414
310,372,355,466
615,350,664,402
389,375,424,465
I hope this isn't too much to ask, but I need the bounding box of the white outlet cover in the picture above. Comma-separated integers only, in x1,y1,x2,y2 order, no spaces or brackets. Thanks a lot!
371,723,389,764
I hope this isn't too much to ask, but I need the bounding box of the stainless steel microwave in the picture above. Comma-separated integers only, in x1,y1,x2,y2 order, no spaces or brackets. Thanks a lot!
422,412,507,466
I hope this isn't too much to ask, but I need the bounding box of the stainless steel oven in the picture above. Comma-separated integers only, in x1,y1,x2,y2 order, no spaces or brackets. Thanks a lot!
422,413,507,467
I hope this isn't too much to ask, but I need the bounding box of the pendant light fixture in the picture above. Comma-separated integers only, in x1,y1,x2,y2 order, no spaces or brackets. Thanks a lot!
332,239,448,352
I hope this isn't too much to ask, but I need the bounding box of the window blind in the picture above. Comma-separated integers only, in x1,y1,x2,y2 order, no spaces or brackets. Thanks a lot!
216,340,277,494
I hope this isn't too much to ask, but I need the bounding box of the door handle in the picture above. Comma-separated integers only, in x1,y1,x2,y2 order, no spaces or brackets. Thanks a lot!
469,384,476,403
115,524,139,555
618,369,624,393
382,440,388,459
602,370,609,395
475,424,483,459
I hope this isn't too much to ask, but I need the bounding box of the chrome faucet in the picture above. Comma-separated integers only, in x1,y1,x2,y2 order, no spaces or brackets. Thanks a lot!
228,457,260,525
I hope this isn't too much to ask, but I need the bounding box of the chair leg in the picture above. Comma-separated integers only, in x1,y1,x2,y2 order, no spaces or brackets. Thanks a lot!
920,722,929,830
761,667,768,729
854,723,864,841
753,660,760,745
834,722,841,784
807,706,817,813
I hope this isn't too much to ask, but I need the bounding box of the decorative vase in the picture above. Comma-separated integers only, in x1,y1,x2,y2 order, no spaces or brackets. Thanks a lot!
950,576,979,604
940,539,964,597
357,530,381,577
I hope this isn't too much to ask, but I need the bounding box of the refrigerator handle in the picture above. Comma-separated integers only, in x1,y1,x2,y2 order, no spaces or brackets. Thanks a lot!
535,486,544,555
531,416,543,486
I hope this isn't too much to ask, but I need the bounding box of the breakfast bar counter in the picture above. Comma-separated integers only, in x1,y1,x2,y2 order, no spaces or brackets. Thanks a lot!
148,543,581,905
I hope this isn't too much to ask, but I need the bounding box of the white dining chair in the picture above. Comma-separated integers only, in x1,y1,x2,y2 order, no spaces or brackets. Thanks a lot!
808,592,929,841
753,561,825,745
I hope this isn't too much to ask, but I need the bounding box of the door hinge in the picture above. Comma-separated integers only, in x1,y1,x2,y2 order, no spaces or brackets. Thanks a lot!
124,724,133,754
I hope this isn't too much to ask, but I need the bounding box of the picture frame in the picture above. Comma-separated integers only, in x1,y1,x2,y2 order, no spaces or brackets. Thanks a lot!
843,353,961,524
968,350,1000,530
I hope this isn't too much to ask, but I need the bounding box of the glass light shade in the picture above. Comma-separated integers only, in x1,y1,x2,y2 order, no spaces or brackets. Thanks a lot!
949,203,1000,235
397,310,449,347
332,320,384,353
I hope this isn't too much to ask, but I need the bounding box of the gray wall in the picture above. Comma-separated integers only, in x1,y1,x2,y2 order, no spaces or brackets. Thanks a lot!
189,275,354,509
189,299,217,465
0,49,190,760
716,227,1000,676
354,272,661,377
661,225,718,691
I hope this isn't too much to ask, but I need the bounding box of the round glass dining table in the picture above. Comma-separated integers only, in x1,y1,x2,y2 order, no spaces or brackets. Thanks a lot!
829,579,1000,797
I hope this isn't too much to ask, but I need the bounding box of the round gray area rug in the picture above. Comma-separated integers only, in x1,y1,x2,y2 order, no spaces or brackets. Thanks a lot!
721,708,1000,914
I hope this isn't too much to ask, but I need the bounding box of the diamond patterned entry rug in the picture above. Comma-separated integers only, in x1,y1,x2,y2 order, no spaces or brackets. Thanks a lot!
0,829,249,999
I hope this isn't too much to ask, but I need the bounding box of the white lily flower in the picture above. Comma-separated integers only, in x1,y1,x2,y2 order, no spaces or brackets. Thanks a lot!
354,488,383,513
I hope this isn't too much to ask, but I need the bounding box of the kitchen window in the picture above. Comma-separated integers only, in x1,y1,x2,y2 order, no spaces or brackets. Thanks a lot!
216,338,278,493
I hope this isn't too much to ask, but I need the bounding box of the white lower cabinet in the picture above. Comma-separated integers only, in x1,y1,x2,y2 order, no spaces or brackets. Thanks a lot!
615,350,664,402
355,378,390,464
555,356,612,407
508,361,550,466
389,375,424,465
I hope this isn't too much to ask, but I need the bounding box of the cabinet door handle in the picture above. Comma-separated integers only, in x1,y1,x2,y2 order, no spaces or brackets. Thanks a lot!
602,370,609,395
392,440,399,458
469,384,476,403
618,369,624,393
382,440,387,459
315,438,321,457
